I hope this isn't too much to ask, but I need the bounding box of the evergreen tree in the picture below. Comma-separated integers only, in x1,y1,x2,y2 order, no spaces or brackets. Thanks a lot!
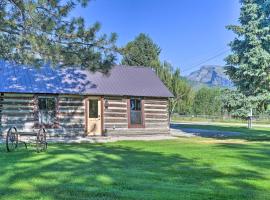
120,33,161,67
221,89,249,118
225,0,270,97
0,0,117,72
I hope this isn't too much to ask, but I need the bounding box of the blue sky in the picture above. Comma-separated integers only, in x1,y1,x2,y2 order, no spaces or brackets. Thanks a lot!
73,0,240,75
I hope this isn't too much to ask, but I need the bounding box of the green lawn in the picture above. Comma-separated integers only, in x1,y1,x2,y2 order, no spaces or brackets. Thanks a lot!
1,137,270,200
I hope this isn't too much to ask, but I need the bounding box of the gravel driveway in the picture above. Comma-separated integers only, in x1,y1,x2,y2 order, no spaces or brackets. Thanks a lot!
170,123,242,138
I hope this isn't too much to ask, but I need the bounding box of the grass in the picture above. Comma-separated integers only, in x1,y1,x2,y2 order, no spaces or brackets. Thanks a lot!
1,135,270,199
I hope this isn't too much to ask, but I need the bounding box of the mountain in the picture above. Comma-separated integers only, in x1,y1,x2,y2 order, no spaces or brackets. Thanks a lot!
186,65,233,88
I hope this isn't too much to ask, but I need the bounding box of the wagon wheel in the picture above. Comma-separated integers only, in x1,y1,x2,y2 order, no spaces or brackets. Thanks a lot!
36,127,47,152
6,127,18,152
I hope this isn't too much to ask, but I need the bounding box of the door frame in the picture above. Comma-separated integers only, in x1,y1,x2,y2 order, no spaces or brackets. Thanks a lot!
84,96,104,135
127,97,145,128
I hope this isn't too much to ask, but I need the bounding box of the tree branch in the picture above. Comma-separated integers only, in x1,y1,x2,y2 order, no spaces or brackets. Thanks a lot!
0,27,20,35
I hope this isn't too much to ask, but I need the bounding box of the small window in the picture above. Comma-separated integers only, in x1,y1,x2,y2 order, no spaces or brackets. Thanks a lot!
130,99,141,111
130,99,143,125
89,99,98,118
38,97,57,125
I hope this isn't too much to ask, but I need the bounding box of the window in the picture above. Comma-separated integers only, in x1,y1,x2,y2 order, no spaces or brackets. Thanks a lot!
89,99,98,118
38,97,57,125
129,98,143,126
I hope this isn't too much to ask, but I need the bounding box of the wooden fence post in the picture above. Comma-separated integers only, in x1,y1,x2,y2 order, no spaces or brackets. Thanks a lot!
247,108,252,129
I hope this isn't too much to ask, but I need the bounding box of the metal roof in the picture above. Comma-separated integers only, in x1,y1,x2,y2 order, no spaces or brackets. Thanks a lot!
0,61,173,98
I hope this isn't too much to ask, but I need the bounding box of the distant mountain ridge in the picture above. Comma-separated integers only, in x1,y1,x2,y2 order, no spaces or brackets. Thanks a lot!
186,65,233,88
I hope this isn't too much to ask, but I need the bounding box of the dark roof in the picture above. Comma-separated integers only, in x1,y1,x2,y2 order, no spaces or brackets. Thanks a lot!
0,61,173,98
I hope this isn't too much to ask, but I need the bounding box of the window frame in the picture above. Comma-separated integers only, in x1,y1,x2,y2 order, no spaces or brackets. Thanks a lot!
37,96,58,127
88,99,99,118
127,97,145,128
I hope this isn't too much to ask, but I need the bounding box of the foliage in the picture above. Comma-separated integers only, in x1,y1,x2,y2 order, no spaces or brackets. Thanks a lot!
225,0,270,98
119,33,161,68
120,34,194,116
193,87,222,116
174,80,194,114
221,89,250,118
0,0,117,72
222,0,270,117
221,89,247,114
221,88,270,118
119,29,268,118
156,62,194,116
120,31,269,118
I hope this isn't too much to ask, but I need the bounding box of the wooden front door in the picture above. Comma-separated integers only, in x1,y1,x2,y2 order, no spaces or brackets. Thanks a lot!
86,98,102,136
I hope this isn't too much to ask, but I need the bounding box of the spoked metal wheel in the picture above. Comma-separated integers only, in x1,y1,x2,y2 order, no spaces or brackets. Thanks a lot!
6,127,18,152
36,127,47,152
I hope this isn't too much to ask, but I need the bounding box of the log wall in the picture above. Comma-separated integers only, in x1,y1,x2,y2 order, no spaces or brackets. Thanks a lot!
0,93,169,136
103,97,169,135
103,97,128,130
144,98,169,130
0,93,86,137
0,93,36,133
56,95,85,136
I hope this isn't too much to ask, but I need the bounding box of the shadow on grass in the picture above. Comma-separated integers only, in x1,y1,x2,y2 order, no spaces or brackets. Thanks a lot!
171,123,270,141
0,142,269,200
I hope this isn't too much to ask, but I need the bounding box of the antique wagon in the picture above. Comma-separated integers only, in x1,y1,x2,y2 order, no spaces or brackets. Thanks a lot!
6,126,47,152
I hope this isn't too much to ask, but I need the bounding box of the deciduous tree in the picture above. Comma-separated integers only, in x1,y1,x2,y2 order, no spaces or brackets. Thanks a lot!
193,87,222,116
156,62,193,117
120,33,161,68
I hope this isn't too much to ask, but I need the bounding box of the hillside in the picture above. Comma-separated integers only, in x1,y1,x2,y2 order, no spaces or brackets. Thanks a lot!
186,65,233,88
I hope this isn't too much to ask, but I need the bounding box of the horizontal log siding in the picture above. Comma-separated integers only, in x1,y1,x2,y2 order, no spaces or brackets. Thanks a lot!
0,94,169,136
0,94,86,136
0,93,35,133
57,95,85,136
103,97,128,130
143,98,169,131
104,97,169,135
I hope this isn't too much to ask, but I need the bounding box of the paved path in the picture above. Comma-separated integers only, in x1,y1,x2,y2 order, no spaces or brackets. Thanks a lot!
47,134,176,143
1,122,245,144
0,134,176,144
170,123,241,138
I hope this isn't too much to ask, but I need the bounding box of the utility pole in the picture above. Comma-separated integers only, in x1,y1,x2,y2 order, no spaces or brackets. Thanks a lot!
248,108,253,129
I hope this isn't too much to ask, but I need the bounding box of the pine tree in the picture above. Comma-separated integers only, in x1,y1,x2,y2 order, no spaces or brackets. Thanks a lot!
0,0,117,72
225,0,270,98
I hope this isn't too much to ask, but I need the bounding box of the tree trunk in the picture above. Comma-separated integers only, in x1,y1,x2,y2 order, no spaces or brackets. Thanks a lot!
169,100,178,123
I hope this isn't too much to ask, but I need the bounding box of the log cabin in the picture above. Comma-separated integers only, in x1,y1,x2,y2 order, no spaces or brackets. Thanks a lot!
0,61,173,137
